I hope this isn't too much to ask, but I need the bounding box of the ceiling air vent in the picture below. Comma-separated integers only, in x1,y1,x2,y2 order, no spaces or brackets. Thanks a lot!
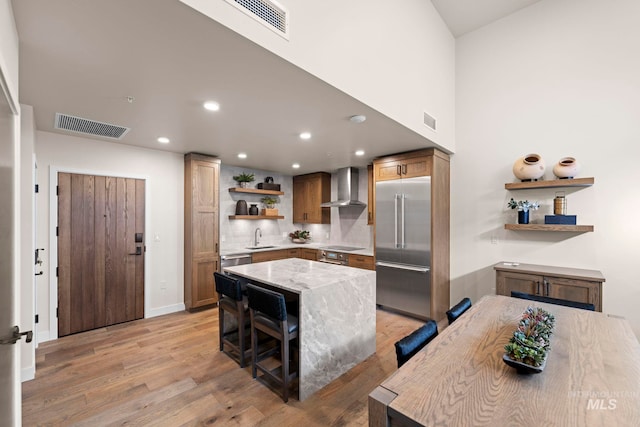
54,113,130,140
225,0,289,39
423,111,437,132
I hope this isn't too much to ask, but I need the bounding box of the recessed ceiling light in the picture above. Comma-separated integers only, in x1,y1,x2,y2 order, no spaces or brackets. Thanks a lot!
299,132,311,140
292,163,300,169
355,150,365,156
237,153,247,159
203,101,220,111
349,115,367,124
157,137,170,144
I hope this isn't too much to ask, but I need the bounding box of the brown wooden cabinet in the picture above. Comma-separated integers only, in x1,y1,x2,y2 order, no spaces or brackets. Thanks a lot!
373,153,432,182
293,172,331,224
494,262,604,312
373,148,450,321
348,254,375,270
299,248,319,261
252,248,299,263
367,165,374,225
184,153,220,310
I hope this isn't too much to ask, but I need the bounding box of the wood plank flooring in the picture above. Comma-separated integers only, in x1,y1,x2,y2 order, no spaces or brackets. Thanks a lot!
22,308,426,426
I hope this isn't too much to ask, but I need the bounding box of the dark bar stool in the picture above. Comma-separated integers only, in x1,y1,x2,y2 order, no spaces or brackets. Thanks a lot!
446,297,472,325
395,319,438,368
214,272,251,367
510,291,595,311
246,284,298,402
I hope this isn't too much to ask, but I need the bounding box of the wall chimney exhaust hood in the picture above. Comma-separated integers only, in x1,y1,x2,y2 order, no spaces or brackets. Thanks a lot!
320,167,366,208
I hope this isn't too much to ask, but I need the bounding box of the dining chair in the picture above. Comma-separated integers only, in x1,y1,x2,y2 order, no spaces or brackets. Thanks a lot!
395,319,438,368
214,272,251,367
446,297,472,325
510,291,595,311
246,284,299,402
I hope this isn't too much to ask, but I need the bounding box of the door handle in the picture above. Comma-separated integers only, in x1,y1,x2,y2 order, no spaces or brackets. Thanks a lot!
0,326,33,345
394,194,400,248
400,193,406,249
375,261,430,273
129,246,142,256
396,164,401,176
402,164,407,175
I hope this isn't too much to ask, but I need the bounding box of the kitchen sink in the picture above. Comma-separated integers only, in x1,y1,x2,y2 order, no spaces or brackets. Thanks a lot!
245,245,277,250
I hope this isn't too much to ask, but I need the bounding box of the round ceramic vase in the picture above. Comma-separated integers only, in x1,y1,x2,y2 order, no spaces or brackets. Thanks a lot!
553,157,580,179
513,154,545,181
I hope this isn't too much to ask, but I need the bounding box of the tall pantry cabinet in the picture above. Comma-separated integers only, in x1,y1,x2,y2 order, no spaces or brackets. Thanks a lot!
184,153,220,310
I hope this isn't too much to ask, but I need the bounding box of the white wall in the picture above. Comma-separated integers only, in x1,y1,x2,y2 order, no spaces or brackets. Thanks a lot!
0,0,18,106
453,0,640,337
34,131,185,341
180,0,456,153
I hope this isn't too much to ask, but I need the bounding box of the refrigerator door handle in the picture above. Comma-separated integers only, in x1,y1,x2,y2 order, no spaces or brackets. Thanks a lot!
376,261,430,273
393,193,397,248
400,193,406,249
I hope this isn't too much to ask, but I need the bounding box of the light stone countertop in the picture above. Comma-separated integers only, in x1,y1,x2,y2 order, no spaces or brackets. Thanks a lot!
220,242,374,257
223,257,374,294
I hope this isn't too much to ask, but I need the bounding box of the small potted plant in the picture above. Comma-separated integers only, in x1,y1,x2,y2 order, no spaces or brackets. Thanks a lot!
260,196,278,216
503,306,555,374
289,230,311,243
232,172,255,188
507,198,540,224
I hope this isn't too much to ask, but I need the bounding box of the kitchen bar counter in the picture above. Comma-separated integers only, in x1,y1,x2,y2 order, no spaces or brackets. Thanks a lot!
220,243,374,257
369,295,640,426
224,258,376,400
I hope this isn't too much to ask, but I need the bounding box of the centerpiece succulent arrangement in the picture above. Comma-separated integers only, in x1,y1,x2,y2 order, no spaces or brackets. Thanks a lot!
503,306,555,373
232,172,255,188
289,230,311,243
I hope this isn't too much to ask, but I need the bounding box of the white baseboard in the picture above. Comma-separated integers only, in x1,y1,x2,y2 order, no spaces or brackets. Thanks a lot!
37,330,52,344
147,303,185,318
21,366,35,382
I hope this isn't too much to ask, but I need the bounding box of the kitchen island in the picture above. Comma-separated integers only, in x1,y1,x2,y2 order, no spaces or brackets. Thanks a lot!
224,258,376,400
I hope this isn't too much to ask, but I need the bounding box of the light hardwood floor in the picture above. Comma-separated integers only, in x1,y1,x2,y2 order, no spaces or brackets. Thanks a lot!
23,307,425,426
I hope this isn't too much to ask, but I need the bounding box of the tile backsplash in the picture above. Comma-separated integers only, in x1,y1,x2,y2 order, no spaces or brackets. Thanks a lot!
219,165,372,250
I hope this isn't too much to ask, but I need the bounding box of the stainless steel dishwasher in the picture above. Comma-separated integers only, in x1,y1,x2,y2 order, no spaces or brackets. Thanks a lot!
220,253,252,269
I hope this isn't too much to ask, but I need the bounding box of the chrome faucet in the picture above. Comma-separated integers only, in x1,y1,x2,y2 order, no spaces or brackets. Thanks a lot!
254,227,262,247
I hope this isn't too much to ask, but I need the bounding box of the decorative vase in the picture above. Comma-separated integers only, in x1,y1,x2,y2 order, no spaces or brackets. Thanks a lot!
239,182,249,188
249,204,259,215
518,210,529,224
512,154,545,181
235,200,248,215
553,157,580,179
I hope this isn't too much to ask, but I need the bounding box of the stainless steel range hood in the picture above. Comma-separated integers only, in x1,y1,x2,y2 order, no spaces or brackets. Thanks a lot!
320,167,367,208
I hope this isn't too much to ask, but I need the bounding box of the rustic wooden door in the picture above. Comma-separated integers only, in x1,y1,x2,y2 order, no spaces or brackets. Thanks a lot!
58,173,145,336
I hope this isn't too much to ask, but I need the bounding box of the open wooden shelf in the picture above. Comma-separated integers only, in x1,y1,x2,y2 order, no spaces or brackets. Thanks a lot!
505,177,594,190
228,187,284,195
228,215,285,220
504,223,594,232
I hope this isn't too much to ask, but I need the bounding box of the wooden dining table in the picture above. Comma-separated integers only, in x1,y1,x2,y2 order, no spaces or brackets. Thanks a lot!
369,295,640,426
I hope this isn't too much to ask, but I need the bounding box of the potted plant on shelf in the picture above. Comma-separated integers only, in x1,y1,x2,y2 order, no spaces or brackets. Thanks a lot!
260,196,278,216
507,198,540,224
232,172,255,188
503,306,555,374
289,230,311,244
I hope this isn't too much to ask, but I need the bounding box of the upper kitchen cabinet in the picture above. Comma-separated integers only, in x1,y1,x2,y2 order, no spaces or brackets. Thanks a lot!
184,153,220,310
293,172,331,224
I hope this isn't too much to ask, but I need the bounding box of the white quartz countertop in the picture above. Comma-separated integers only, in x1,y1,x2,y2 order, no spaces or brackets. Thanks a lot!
223,258,375,294
220,243,374,257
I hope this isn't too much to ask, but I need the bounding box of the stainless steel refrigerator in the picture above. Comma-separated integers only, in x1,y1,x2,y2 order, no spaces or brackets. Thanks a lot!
375,176,431,319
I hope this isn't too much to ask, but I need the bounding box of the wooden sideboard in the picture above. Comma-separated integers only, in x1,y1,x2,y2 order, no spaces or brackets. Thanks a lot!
494,262,605,312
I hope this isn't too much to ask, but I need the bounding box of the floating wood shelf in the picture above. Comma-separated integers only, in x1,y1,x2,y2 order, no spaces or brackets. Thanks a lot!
228,215,285,220
505,177,594,190
504,224,594,232
228,187,284,195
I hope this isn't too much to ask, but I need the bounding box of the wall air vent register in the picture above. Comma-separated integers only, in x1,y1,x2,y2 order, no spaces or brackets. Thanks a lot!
54,113,130,140
225,0,289,39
